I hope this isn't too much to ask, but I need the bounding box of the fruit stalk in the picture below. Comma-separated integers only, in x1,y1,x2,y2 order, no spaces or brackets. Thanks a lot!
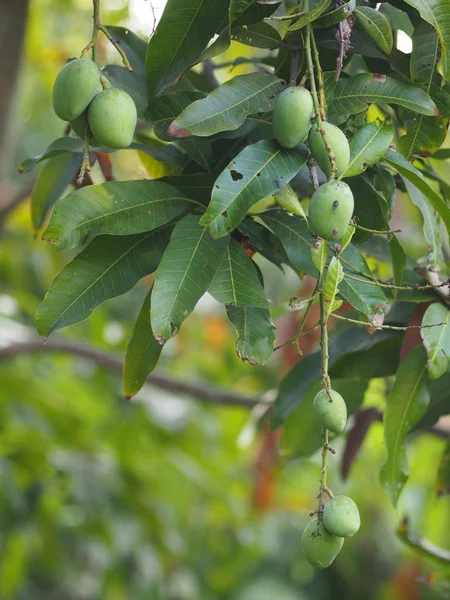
305,24,337,178
310,32,326,121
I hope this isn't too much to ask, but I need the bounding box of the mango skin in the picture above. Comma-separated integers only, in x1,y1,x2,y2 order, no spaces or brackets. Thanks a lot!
308,179,354,241
273,87,314,149
313,389,347,433
302,518,344,569
52,58,102,121
88,88,137,149
308,122,350,177
70,111,101,147
323,496,361,537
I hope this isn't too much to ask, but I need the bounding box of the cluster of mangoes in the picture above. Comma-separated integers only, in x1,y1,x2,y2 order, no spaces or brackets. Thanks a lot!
273,86,354,241
302,388,361,568
52,58,137,149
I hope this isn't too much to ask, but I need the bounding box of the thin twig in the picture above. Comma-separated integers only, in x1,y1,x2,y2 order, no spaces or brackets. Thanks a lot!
331,312,445,331
310,32,326,120
336,21,345,80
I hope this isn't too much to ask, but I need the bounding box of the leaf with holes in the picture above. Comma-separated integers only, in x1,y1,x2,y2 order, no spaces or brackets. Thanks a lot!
344,121,394,178
288,0,332,31
208,238,269,307
323,257,344,316
151,215,229,343
168,74,283,138
145,0,229,98
226,305,275,364
258,211,318,276
380,345,430,507
123,288,163,399
231,22,281,49
200,141,308,238
402,177,446,269
42,180,201,251
383,149,450,232
31,153,82,232
402,0,450,82
421,303,450,379
354,7,393,55
328,73,437,116
36,228,171,336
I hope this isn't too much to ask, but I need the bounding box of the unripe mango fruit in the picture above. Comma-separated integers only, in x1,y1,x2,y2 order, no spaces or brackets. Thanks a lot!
308,122,350,177
52,58,102,121
302,518,344,568
313,389,347,433
273,87,314,149
323,496,361,537
308,180,354,241
88,88,137,149
70,112,101,147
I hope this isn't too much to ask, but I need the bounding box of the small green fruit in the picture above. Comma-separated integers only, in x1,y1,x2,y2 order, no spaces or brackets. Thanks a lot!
273,87,314,149
302,518,344,569
69,111,101,147
52,58,102,121
323,496,361,537
313,389,347,433
308,179,354,241
88,88,137,149
308,122,350,177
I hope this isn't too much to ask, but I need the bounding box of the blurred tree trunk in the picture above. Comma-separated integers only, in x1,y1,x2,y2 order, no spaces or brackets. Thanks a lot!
0,0,29,179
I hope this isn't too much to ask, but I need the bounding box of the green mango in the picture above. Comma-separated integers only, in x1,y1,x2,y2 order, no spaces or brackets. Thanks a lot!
273,87,314,149
88,88,137,149
308,179,354,241
302,518,344,568
52,58,102,121
323,495,361,537
308,122,350,177
69,111,101,147
313,389,347,433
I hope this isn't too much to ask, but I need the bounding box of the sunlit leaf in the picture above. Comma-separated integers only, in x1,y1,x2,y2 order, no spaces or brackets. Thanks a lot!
354,7,393,54
343,121,394,178
231,22,281,49
436,439,450,498
421,303,450,379
226,305,275,364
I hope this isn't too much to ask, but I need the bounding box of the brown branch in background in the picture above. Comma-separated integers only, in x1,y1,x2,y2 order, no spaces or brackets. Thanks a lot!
0,181,35,232
0,339,448,440
97,152,115,181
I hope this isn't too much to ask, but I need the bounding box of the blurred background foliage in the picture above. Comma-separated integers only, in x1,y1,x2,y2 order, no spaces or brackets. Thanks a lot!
0,0,449,598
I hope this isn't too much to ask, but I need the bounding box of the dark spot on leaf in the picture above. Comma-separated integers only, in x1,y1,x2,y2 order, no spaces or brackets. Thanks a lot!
257,172,261,176
274,179,281,188
372,73,387,83
205,264,212,271
215,184,220,188
230,169,243,181
223,211,228,217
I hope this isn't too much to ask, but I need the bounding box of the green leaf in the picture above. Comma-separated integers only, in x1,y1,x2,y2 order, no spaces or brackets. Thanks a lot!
323,257,344,316
402,0,450,82
201,141,308,238
229,0,280,27
436,439,450,498
315,1,354,28
226,305,275,364
231,22,281,49
402,177,445,269
343,121,394,178
339,244,388,320
178,140,213,172
18,138,84,174
146,91,206,139
208,239,269,307
354,7,393,55
123,289,163,399
288,0,332,31
31,153,82,232
42,180,201,251
410,23,441,85
36,228,171,336
397,114,447,159
168,74,283,138
397,517,450,565
421,303,450,379
380,345,430,507
106,27,147,72
273,184,306,218
311,237,328,275
237,218,291,269
145,0,229,98
258,210,318,276
349,175,389,238
151,215,229,342
161,173,216,205
383,149,450,232
389,235,407,291
328,73,438,116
